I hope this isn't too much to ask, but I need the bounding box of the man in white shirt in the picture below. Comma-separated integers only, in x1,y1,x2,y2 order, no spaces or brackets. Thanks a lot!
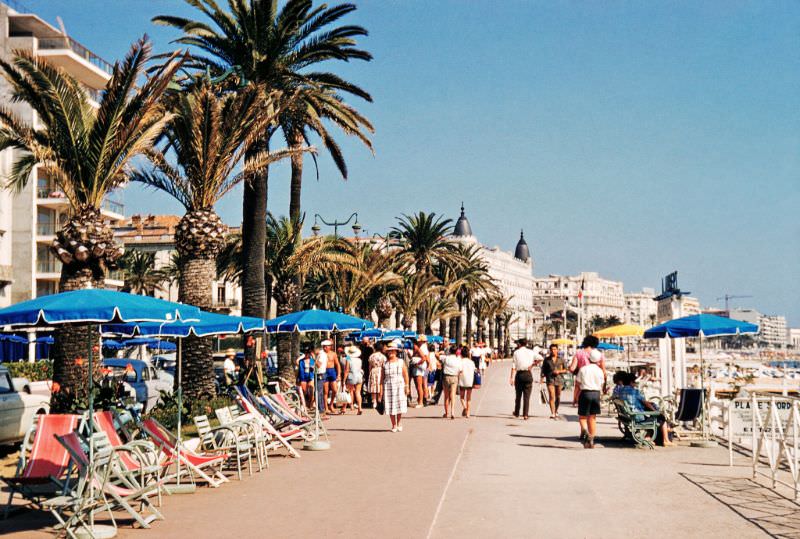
316,340,331,413
223,348,238,386
509,340,539,419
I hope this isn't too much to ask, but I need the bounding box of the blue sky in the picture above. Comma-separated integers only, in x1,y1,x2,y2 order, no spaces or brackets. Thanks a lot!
21,1,800,325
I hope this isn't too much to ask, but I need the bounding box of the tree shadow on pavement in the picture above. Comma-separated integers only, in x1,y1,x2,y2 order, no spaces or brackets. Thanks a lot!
681,473,800,538
510,433,642,449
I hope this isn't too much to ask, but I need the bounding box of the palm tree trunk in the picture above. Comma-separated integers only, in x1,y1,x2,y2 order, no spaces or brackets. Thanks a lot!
439,317,446,338
274,279,299,382
241,142,269,320
50,266,102,412
465,302,473,346
287,132,305,368
455,302,463,346
488,319,495,350
179,258,216,401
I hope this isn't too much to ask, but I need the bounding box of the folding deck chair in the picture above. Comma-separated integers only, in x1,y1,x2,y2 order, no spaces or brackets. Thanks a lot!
140,418,229,488
214,406,270,468
2,413,81,518
55,431,164,532
233,387,302,458
193,415,254,480
670,388,705,440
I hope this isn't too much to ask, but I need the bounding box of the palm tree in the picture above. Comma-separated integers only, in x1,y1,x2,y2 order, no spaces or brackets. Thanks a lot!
154,0,373,324
393,273,441,330
131,83,291,400
448,243,495,345
119,250,165,296
0,39,182,408
392,212,457,331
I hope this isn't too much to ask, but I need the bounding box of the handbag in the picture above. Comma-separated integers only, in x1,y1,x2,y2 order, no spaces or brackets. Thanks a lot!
375,399,385,415
335,387,352,406
473,370,482,388
539,384,549,405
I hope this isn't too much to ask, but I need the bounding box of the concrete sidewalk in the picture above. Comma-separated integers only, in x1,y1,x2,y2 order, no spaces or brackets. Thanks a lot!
3,361,791,538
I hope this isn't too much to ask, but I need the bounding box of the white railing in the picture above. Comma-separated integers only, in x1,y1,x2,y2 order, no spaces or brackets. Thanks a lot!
730,395,800,500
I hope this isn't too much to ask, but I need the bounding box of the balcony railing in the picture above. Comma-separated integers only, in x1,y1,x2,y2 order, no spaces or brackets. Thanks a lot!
36,258,61,274
37,186,66,199
36,222,57,236
213,298,240,309
37,36,113,74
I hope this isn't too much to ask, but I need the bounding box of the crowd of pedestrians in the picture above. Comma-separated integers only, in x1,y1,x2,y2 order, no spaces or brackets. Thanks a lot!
296,335,494,432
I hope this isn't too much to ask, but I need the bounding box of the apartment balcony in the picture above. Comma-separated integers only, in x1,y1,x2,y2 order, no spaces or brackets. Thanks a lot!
35,35,112,89
36,258,61,279
36,221,57,240
212,298,240,312
36,187,125,221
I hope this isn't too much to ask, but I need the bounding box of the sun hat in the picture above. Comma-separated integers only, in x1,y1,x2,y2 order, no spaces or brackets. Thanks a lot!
589,349,602,363
345,345,361,357
385,339,403,351
321,339,333,347
417,335,427,342
225,348,236,356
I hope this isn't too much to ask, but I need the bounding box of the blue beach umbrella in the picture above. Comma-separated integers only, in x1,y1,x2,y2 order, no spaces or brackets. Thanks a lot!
266,309,373,333
643,314,758,339
0,289,200,327
597,342,624,351
643,313,758,443
104,310,265,338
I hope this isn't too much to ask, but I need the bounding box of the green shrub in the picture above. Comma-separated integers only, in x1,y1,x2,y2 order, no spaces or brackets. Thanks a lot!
3,360,53,382
144,391,235,433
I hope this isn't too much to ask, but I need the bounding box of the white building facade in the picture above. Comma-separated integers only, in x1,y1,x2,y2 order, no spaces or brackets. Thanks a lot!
624,287,657,326
532,272,625,338
451,206,536,340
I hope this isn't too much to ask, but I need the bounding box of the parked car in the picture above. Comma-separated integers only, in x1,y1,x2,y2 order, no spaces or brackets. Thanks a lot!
102,359,172,413
0,366,50,446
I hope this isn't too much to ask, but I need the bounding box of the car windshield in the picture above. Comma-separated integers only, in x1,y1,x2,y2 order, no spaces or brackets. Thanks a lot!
0,373,11,394
106,365,137,383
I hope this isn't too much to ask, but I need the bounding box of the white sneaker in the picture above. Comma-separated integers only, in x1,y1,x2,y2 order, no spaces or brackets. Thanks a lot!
397,425,403,432
391,427,398,433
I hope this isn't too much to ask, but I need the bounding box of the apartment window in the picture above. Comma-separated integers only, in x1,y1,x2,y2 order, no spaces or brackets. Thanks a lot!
36,281,58,297
216,286,226,305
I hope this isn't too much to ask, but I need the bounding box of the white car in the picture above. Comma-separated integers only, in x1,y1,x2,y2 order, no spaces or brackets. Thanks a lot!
0,366,50,446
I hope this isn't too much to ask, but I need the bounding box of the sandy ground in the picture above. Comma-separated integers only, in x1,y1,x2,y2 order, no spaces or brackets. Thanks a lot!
3,361,796,538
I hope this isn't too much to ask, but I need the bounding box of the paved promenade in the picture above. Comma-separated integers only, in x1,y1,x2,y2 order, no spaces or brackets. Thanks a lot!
5,361,796,538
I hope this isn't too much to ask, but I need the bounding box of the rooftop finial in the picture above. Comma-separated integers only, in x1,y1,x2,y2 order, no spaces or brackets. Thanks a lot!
460,202,465,216
520,229,524,239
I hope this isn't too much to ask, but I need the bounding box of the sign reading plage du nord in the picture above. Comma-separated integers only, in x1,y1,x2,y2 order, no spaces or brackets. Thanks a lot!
729,398,793,440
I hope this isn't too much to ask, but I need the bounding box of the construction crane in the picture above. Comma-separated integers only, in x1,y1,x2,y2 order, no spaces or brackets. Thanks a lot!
716,294,753,311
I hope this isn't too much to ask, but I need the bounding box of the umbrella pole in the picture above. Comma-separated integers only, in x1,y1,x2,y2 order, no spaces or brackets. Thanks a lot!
692,335,717,448
167,337,194,494
88,327,94,530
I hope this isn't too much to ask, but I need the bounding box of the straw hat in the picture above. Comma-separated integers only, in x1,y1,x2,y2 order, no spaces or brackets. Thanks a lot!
417,335,427,342
345,345,361,357
225,348,236,357
385,339,403,351
321,339,333,347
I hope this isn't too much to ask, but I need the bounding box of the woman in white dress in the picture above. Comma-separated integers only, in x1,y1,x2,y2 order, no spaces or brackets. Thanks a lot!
367,342,387,411
379,340,410,432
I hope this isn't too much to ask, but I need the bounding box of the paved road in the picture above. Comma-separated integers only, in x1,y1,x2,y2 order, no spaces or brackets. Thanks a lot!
4,361,790,538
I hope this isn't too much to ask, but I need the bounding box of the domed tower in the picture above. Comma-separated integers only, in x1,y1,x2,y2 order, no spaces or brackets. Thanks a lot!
514,230,531,263
453,203,473,237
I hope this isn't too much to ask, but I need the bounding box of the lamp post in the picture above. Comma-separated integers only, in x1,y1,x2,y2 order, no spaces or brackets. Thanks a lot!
311,212,361,238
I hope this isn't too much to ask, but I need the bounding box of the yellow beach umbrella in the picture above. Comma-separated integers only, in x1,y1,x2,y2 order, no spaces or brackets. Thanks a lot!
593,324,644,338
551,338,576,345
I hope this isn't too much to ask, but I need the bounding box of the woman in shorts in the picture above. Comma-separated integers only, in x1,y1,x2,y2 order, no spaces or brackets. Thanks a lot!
343,345,364,414
575,349,606,448
296,346,315,407
458,346,476,418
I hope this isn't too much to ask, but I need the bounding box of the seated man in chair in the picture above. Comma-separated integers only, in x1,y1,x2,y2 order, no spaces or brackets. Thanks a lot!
613,372,674,447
